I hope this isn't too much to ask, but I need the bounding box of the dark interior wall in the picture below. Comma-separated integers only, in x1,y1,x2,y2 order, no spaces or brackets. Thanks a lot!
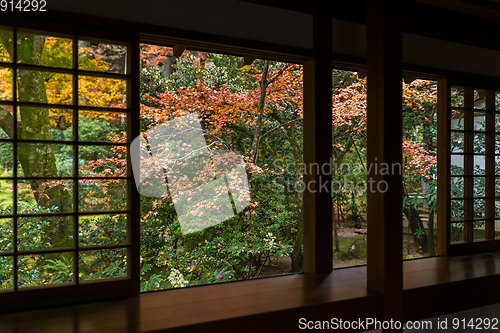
46,0,314,49
46,0,500,78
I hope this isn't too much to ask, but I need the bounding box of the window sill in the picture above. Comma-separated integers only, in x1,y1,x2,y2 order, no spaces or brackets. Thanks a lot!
0,252,499,332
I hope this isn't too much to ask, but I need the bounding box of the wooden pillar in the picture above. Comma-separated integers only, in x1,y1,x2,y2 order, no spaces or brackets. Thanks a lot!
366,0,404,326
437,78,450,255
303,13,333,273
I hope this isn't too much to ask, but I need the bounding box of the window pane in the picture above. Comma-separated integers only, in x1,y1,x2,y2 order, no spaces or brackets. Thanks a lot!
17,179,73,214
473,89,486,110
496,113,500,132
0,180,13,215
450,131,464,153
0,142,13,177
18,252,73,288
473,155,485,175
79,145,126,177
17,70,72,105
18,216,73,250
473,112,485,131
79,214,127,246
0,28,13,63
0,67,12,101
16,32,72,69
451,109,465,130
17,107,73,141
78,76,127,109
78,179,127,212
473,177,485,197
473,221,486,240
78,110,126,143
78,40,127,74
473,199,485,218
79,248,126,281
450,154,464,175
450,177,464,198
17,143,73,177
450,200,464,220
451,86,464,108
0,104,13,139
0,218,12,252
495,219,500,239
0,256,13,290
450,222,465,242
496,92,500,111
496,177,500,196
473,134,485,154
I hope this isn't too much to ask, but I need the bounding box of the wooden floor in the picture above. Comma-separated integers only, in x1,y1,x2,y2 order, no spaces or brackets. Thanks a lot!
0,252,499,333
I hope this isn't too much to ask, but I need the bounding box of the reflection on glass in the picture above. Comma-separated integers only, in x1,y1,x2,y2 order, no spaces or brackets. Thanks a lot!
0,104,13,139
0,28,13,63
18,252,73,288
17,180,73,214
0,67,12,101
79,145,126,177
473,221,486,240
0,180,13,215
0,218,12,252
495,219,500,239
16,32,72,68
450,154,464,175
79,248,126,281
450,199,464,220
451,86,464,108
78,76,127,108
473,112,485,131
79,110,126,143
17,143,73,177
78,40,127,74
18,216,73,250
473,89,486,110
0,256,13,290
17,70,72,105
79,214,127,246
450,177,464,198
450,222,465,242
17,107,73,141
473,155,485,175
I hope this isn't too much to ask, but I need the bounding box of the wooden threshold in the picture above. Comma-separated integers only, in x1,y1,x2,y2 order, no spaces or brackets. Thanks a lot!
0,252,499,332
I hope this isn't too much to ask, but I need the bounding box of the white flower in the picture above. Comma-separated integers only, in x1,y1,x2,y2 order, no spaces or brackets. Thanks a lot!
264,232,276,251
168,268,189,288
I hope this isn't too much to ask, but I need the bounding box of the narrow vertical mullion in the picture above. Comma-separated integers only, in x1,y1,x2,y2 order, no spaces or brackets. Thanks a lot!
12,26,18,292
437,78,450,255
72,35,79,285
128,35,140,291
485,90,495,240
464,87,473,242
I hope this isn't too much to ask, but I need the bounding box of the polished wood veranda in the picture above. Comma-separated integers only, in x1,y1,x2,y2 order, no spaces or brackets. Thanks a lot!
0,252,499,333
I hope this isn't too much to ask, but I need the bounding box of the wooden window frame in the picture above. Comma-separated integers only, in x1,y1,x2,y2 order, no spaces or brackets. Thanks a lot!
0,18,140,313
438,78,500,256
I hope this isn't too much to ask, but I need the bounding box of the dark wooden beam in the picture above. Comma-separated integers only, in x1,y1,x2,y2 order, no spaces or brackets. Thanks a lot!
303,12,333,273
366,0,404,327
